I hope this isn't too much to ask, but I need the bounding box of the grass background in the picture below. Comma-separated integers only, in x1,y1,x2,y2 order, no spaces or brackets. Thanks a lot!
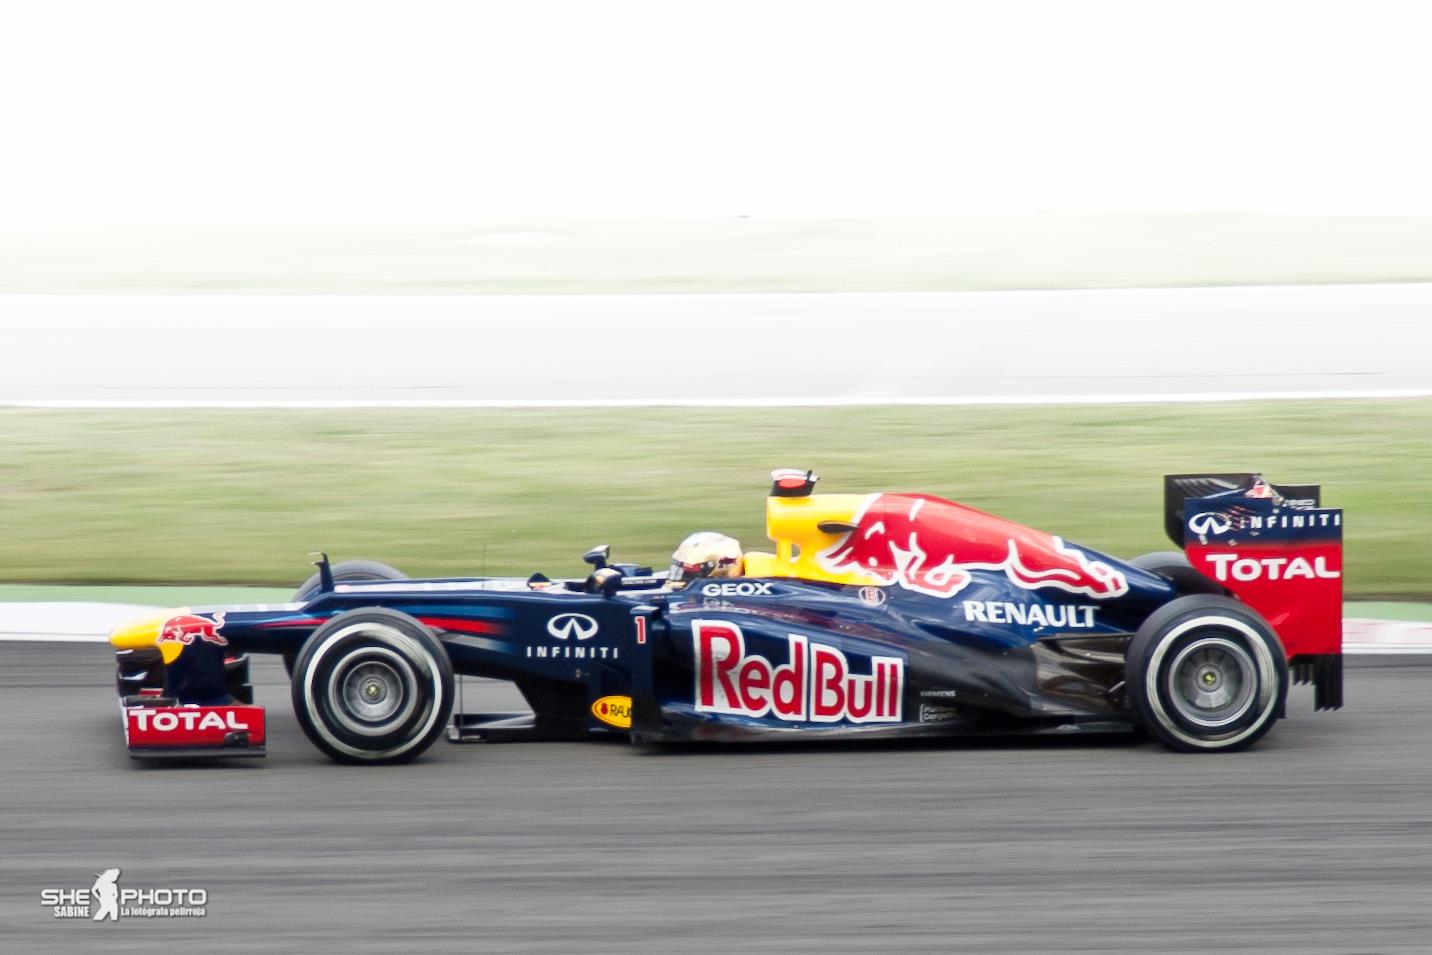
5,215,1432,293
0,401,1427,595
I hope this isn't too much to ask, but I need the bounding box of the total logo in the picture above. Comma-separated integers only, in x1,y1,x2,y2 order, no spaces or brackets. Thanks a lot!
1188,512,1232,536
128,709,250,733
124,705,266,750
546,613,599,640
1201,553,1340,582
701,581,773,597
693,620,903,724
39,869,208,920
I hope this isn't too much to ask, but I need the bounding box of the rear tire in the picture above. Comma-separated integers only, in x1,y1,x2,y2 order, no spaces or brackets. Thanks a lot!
290,608,454,764
1126,594,1287,753
1130,551,1227,596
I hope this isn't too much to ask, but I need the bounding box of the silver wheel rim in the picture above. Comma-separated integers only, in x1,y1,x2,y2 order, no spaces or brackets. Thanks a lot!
1143,614,1280,750
1165,636,1257,729
341,661,405,723
325,643,420,737
300,621,447,760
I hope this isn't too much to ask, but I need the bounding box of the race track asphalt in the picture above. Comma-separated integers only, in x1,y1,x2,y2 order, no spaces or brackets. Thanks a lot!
2,643,1430,954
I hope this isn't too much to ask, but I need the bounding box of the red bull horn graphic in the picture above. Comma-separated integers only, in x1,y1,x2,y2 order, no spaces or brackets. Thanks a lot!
156,612,229,647
818,493,1128,600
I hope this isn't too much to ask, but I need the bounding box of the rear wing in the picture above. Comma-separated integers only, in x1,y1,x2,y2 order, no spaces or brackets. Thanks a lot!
1164,473,1343,710
1162,474,1321,546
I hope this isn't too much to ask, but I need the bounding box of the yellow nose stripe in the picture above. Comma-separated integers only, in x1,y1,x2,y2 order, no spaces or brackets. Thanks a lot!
109,608,190,664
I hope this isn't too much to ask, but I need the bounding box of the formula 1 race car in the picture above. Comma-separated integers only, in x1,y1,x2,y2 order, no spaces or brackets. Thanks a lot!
108,470,1343,763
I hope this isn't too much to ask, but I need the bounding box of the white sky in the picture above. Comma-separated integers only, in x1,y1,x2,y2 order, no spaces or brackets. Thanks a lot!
2,0,1430,224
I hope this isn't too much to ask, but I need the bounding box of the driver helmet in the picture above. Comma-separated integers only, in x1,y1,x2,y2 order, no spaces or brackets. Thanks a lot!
668,532,743,588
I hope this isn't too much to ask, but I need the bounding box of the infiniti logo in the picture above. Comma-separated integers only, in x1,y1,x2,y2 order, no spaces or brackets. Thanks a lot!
1188,512,1231,536
546,613,599,641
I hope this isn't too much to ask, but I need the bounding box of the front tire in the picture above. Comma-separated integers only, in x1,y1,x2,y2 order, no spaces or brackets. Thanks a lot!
290,608,454,764
1126,594,1287,753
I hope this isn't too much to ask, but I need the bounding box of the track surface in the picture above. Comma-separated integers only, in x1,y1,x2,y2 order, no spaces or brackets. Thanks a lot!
4,285,1432,405
2,644,1430,953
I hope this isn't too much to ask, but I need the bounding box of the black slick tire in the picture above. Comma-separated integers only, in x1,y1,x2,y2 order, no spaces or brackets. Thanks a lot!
1126,594,1287,753
1129,551,1227,596
289,608,454,764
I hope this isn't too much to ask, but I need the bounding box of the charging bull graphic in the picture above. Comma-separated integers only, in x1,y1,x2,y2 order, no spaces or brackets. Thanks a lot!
157,612,228,647
818,493,1128,599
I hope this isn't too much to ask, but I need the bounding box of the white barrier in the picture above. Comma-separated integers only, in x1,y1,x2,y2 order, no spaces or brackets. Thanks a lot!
3,285,1432,407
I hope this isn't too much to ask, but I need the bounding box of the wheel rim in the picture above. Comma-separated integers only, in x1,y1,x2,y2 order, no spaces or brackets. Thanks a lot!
1165,636,1258,729
324,642,419,736
341,661,405,722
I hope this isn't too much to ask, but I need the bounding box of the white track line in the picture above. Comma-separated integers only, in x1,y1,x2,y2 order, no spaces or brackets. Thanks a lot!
6,388,1432,410
1342,618,1432,655
1341,646,1432,656
0,602,164,643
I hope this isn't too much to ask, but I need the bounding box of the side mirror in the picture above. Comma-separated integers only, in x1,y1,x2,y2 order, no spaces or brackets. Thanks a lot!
308,551,334,593
583,544,611,570
585,567,623,598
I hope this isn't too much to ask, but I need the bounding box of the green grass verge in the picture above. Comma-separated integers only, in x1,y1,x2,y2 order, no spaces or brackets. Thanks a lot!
5,215,1432,293
1342,601,1432,622
0,401,1427,594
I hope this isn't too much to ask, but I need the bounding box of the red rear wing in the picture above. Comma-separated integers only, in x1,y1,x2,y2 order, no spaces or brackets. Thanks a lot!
1174,475,1343,709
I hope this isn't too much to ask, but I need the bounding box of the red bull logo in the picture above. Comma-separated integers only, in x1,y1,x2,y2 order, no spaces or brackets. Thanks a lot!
694,620,903,724
818,493,1128,600
156,612,228,647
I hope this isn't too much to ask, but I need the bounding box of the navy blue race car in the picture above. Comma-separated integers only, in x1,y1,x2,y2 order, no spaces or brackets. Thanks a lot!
108,470,1344,763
